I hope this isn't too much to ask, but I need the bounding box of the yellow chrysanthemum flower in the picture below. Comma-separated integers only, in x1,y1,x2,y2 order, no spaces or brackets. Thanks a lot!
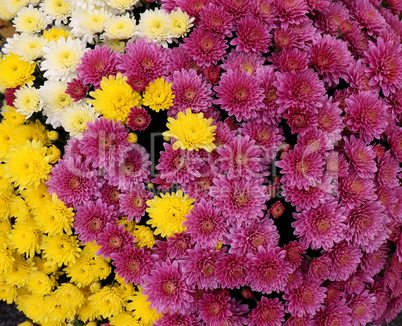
0,276,17,304
4,140,52,190
0,220,12,238
127,289,161,326
88,72,141,123
46,145,61,164
0,122,15,162
44,292,76,323
109,313,141,326
9,195,30,221
76,295,97,323
20,181,51,210
0,245,15,273
26,271,54,296
42,27,74,42
88,286,124,319
11,120,51,147
133,225,155,248
0,187,12,221
168,8,194,38
54,283,85,310
15,294,47,324
142,77,174,112
1,106,26,127
114,281,135,300
163,108,217,152
64,257,97,287
0,53,36,89
41,233,81,267
9,220,42,257
34,256,59,275
146,189,194,237
3,255,35,287
92,257,112,280
33,193,74,235
116,216,136,234
127,132,138,143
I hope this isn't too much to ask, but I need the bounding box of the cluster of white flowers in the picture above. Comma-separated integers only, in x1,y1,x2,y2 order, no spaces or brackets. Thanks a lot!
0,0,193,137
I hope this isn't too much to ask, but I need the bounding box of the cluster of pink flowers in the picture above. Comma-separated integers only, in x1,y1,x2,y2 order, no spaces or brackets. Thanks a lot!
47,0,402,324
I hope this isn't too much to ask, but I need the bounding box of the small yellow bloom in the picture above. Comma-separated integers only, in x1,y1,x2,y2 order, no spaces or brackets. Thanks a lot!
163,108,217,152
127,132,138,143
47,130,59,141
142,77,174,112
133,225,155,248
42,27,74,42
146,189,194,238
0,53,36,89
127,289,161,326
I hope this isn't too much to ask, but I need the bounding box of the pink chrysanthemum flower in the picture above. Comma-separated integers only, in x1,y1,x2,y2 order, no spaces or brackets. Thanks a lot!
284,106,318,135
181,165,215,200
363,37,402,97
47,156,101,208
326,151,349,180
65,78,89,102
181,245,225,290
345,201,390,253
167,46,202,75
340,272,373,295
249,297,285,326
176,0,209,20
204,65,221,85
215,252,248,289
351,0,387,37
283,315,312,326
285,268,304,292
323,241,362,281
309,34,352,87
312,300,352,326
293,200,347,250
199,3,234,37
127,107,151,131
317,97,344,143
274,0,308,29
228,217,279,256
324,283,343,305
297,128,333,155
214,69,265,122
360,243,388,277
76,45,120,88
315,1,349,36
284,279,327,317
198,293,232,326
118,38,168,91
216,0,252,18
221,50,265,76
308,255,331,281
387,126,402,163
230,16,272,53
143,259,193,314
251,0,277,27
217,135,265,178
338,173,376,209
346,290,376,326
281,175,333,211
154,313,201,326
79,117,130,170
119,185,153,222
283,241,306,271
276,145,325,190
307,0,330,13
212,120,238,149
183,198,227,249
156,142,204,185
63,137,86,160
247,246,293,294
166,233,193,260
96,223,135,258
273,27,297,49
169,68,213,116
344,135,377,179
209,175,268,226
98,183,121,212
275,69,325,113
240,121,284,161
183,27,228,67
227,298,250,326
344,60,372,94
74,199,117,243
376,151,401,188
270,47,308,72
111,246,157,285
105,144,151,190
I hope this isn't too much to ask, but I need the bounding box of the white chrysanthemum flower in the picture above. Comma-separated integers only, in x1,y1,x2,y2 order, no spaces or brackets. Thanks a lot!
168,8,194,39
39,80,74,128
107,0,138,11
103,14,137,40
64,0,106,10
13,5,50,34
0,1,15,20
40,0,73,26
61,102,98,138
4,0,29,15
3,34,46,61
138,8,172,47
70,7,112,44
14,85,43,119
41,36,86,82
